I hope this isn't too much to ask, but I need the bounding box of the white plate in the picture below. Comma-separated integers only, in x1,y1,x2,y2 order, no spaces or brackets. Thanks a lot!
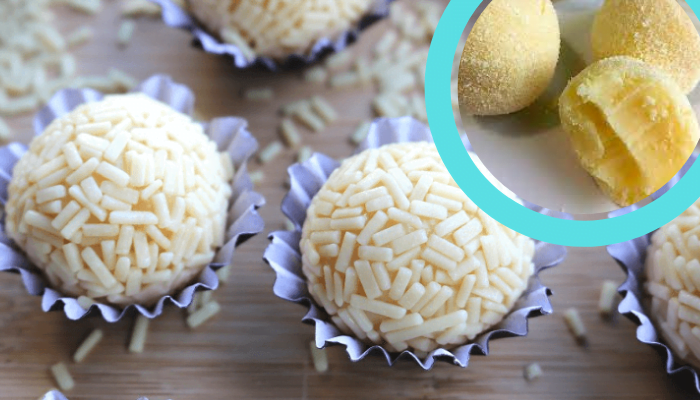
460,0,700,215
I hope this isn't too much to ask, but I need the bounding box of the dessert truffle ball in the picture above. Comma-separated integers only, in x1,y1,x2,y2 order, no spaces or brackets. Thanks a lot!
646,203,700,368
559,56,699,207
300,142,536,354
6,94,234,306
591,0,700,94
458,0,560,116
187,0,373,60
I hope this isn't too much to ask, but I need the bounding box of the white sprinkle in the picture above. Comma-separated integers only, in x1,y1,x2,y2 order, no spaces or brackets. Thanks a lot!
129,315,150,353
524,363,543,381
117,20,136,47
244,87,274,101
258,141,284,164
309,341,329,373
73,329,103,363
50,362,74,391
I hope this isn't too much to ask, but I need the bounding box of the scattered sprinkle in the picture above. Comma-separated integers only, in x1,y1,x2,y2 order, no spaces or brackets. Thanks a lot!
280,118,302,148
128,315,150,354
50,362,74,391
216,264,232,284
258,141,284,164
0,118,12,144
66,26,94,48
304,67,328,83
186,300,221,329
117,20,136,47
249,170,265,186
309,341,329,373
122,0,162,17
73,329,103,363
599,280,619,317
524,363,542,381
564,308,587,346
297,146,313,163
244,87,274,102
350,121,371,145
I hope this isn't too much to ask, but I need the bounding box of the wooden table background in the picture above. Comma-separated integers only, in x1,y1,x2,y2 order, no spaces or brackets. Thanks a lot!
0,1,696,399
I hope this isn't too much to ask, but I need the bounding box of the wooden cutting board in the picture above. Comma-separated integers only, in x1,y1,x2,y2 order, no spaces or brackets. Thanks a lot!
0,1,695,399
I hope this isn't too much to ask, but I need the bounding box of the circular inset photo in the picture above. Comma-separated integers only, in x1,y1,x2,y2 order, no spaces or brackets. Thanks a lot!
456,0,700,215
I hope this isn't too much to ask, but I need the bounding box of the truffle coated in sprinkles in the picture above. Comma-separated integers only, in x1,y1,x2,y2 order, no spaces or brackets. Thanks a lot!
645,201,700,369
267,117,566,369
5,93,235,307
187,0,374,60
300,141,536,353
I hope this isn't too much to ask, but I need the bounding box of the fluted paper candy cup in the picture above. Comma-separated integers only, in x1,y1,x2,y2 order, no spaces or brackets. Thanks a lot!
0,74,265,322
608,153,700,394
148,0,393,70
264,116,567,369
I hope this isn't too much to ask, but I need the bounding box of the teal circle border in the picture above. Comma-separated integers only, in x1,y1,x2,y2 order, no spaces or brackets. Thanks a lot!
425,0,700,247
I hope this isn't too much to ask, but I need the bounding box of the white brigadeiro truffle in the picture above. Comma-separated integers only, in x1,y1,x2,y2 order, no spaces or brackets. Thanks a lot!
6,93,235,306
646,202,700,367
187,0,374,60
300,142,536,354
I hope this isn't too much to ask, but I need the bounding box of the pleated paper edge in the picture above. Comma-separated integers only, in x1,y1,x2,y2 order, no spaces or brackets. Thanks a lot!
608,175,700,395
148,0,393,70
0,74,266,323
263,116,567,370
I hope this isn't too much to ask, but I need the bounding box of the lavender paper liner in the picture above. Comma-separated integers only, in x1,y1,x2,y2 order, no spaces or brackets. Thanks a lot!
607,153,700,394
0,74,265,322
264,116,567,369
40,391,162,400
148,0,392,70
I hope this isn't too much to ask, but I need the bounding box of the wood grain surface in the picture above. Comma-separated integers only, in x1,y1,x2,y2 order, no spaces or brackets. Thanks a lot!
0,1,696,399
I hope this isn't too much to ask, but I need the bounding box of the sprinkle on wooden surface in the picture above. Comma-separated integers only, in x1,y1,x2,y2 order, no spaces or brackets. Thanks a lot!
599,280,619,317
249,170,265,186
298,146,313,163
304,67,328,83
310,96,338,123
350,121,371,145
258,141,284,164
564,308,587,346
122,0,162,17
50,362,74,391
73,329,103,363
216,264,232,284
325,51,352,70
0,118,12,143
117,20,136,47
524,363,542,381
244,87,274,102
129,315,150,354
66,26,94,47
309,341,329,373
279,118,302,148
186,300,221,328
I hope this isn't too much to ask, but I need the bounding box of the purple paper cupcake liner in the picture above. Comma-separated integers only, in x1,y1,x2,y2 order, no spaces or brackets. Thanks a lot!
608,152,700,394
0,74,265,322
148,0,393,71
264,116,567,369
